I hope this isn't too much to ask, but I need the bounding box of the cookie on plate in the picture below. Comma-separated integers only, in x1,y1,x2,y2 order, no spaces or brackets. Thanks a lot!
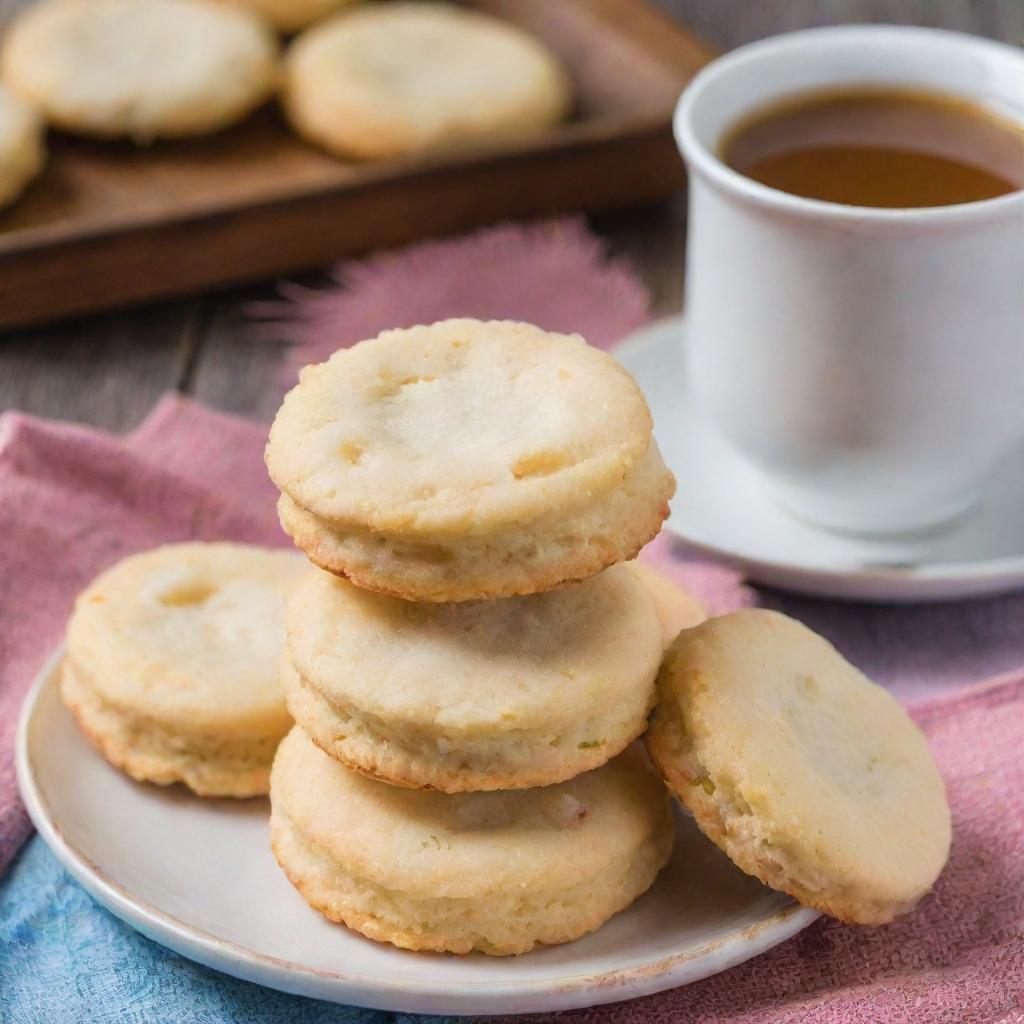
62,542,305,797
214,0,355,33
1,0,278,142
283,563,663,792
270,727,673,954
0,85,44,209
645,609,951,925
282,2,571,160
626,561,706,647
266,319,676,602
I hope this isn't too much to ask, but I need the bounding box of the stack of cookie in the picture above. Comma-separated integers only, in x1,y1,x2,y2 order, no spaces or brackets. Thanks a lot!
264,318,689,955
58,317,954,959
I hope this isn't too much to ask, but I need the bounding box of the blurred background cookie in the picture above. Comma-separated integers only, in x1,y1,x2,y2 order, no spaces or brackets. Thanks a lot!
646,609,952,924
283,564,663,791
270,727,673,955
0,83,44,209
266,319,675,602
1,0,279,142
214,0,358,34
62,542,305,797
625,561,706,647
282,1,572,159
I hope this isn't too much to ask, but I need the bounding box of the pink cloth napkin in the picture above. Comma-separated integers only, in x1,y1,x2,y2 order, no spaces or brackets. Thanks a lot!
1,218,1022,1021
0,399,286,870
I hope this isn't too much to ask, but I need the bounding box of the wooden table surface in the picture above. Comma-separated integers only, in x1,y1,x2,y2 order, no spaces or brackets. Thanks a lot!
2,0,1021,432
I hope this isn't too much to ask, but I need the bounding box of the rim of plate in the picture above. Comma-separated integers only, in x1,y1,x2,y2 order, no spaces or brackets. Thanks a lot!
616,317,1024,587
16,646,820,1014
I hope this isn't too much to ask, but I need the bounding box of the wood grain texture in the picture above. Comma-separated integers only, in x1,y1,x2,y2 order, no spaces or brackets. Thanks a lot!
652,0,1024,49
0,301,198,432
1,0,1018,431
186,286,291,423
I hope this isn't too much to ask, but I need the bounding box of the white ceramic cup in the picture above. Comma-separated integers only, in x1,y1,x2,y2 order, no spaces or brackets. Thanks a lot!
675,26,1024,537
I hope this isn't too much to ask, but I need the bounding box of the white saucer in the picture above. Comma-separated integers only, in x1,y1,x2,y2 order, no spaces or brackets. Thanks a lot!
616,316,1024,603
17,649,818,1017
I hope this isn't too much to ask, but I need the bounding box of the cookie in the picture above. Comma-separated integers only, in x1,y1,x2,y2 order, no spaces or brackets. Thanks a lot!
270,727,673,954
0,85,44,209
62,542,305,797
266,319,675,602
626,561,706,647
1,0,278,142
283,563,663,792
214,0,355,33
282,2,571,160
645,609,951,925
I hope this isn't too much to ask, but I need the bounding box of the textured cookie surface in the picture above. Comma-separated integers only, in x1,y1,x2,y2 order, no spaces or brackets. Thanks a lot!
267,319,675,601
271,727,673,954
63,542,305,796
0,85,44,209
282,2,571,159
214,0,354,32
284,563,663,791
626,561,706,647
1,0,278,141
646,609,951,924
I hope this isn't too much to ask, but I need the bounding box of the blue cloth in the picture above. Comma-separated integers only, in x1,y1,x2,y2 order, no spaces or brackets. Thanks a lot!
0,837,461,1024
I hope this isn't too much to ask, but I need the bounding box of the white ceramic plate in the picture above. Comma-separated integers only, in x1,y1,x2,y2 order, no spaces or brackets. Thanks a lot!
617,316,1024,603
18,649,818,1016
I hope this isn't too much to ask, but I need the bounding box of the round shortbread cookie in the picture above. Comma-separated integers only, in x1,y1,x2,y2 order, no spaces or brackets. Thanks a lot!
1,0,278,142
266,319,675,601
626,561,706,647
646,609,951,925
214,0,355,33
270,727,673,955
282,2,571,159
283,563,663,791
62,542,306,797
0,85,45,209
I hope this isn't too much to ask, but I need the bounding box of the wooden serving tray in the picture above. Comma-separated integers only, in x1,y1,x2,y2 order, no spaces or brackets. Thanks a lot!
0,0,714,330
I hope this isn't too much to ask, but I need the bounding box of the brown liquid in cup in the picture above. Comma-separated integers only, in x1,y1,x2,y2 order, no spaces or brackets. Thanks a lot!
721,88,1024,208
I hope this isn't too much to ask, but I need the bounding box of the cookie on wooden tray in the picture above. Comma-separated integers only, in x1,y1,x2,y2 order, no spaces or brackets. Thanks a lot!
645,609,952,925
626,561,706,647
62,542,305,797
282,2,572,160
266,319,676,602
270,727,673,955
0,84,44,209
214,0,355,33
1,0,278,142
283,563,663,792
